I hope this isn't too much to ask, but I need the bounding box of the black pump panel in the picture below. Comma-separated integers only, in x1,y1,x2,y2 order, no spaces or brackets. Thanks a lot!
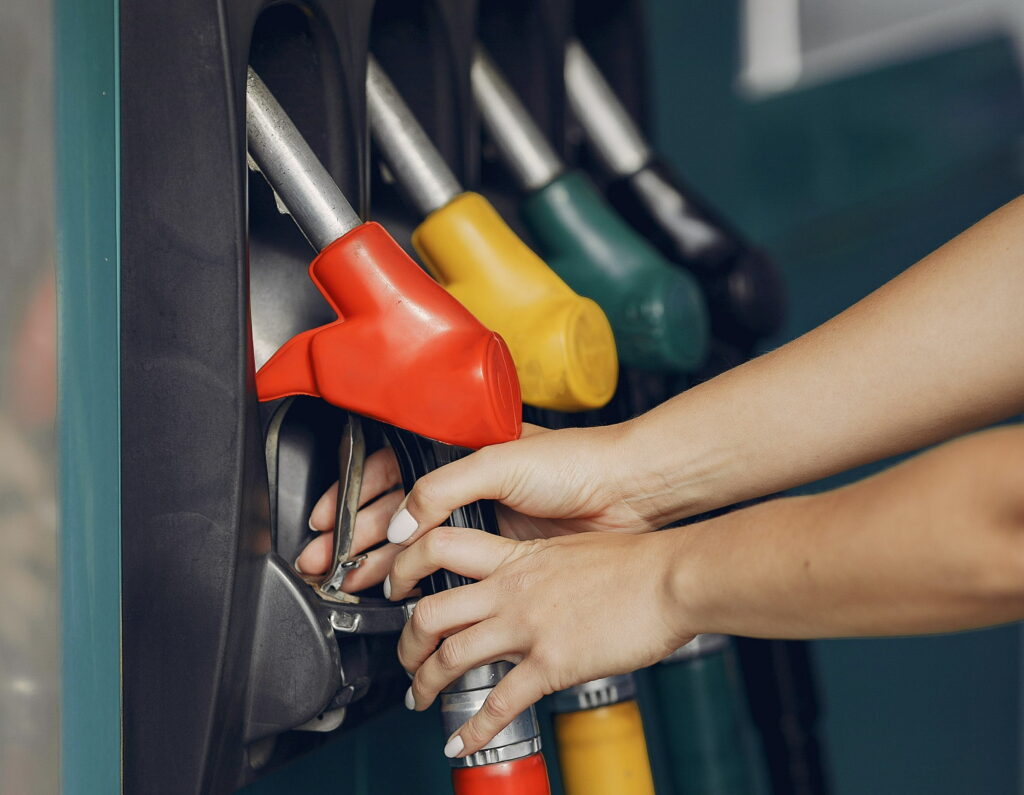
118,1,421,792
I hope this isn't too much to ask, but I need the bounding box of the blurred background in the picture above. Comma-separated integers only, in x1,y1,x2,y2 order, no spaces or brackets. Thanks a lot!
0,0,59,792
4,0,1023,792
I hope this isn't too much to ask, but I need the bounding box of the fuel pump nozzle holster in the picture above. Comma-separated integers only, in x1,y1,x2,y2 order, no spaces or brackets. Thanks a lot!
255,221,522,451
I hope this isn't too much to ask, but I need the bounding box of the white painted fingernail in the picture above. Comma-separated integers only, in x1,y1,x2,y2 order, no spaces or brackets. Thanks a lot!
383,575,392,600
308,516,317,532
443,734,464,759
404,686,416,710
293,556,305,574
387,508,417,544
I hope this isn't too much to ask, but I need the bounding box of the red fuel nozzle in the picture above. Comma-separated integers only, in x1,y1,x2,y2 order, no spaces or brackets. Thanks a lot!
451,753,551,795
255,221,522,450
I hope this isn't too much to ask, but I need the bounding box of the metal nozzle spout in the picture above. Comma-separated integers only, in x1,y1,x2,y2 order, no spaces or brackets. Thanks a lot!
245,66,361,251
366,56,462,217
563,39,653,178
470,47,564,193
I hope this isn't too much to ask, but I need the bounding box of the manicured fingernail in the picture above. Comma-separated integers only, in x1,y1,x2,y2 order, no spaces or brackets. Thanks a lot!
308,516,317,533
293,556,305,574
383,575,392,600
443,734,464,758
404,687,416,710
387,508,417,544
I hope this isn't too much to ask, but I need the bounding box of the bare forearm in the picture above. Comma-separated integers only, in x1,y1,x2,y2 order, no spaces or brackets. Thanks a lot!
622,196,1024,524
668,427,1024,639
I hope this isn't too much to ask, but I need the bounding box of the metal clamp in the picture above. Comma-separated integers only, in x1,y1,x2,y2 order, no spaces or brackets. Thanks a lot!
440,662,543,768
311,413,365,602
551,673,637,713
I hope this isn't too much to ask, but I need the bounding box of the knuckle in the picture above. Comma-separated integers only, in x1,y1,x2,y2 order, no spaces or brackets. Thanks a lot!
411,474,442,512
461,720,489,749
480,687,514,725
498,567,533,597
435,635,463,672
425,526,459,560
410,595,439,637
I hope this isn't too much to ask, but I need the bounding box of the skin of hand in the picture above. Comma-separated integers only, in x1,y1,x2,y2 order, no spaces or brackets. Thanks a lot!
330,195,1024,565
300,423,652,585
298,447,406,592
388,425,1024,757
385,527,692,757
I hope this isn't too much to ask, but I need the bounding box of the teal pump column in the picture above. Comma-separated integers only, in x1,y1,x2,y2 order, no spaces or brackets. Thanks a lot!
55,0,123,792
650,636,761,795
470,48,709,373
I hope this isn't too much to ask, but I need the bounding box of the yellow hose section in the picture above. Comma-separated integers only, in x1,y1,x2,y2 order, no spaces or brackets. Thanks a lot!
413,192,618,411
554,701,656,795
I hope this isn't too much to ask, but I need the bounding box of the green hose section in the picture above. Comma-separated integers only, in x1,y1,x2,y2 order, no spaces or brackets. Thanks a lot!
648,649,762,795
520,170,710,373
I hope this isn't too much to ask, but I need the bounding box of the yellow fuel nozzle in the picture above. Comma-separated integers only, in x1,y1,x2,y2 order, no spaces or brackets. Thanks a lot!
414,192,617,410
367,57,618,411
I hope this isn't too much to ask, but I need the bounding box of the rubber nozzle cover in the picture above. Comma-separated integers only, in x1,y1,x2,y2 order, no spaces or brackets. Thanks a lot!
413,192,618,411
521,170,710,373
451,753,551,795
256,222,522,449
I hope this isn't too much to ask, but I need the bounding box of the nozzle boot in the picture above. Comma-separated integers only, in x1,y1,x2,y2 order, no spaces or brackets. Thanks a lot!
521,171,710,373
414,192,618,410
256,222,522,449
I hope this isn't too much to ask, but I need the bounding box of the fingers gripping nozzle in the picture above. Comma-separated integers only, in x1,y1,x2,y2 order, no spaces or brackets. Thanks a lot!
255,222,522,450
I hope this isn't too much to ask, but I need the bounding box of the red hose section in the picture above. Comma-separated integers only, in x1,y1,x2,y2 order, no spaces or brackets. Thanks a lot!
451,753,551,795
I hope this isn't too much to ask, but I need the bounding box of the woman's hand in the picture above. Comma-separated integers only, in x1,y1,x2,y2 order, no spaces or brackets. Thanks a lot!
301,423,659,588
297,447,406,592
385,423,655,546
385,527,693,758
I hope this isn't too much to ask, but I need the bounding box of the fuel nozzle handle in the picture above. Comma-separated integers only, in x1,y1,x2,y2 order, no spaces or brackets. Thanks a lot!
246,67,361,251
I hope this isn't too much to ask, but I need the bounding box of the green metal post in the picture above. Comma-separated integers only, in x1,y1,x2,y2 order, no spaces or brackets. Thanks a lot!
55,0,122,792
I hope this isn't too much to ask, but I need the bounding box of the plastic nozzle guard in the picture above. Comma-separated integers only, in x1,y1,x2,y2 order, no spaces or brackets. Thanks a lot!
451,753,551,795
413,192,619,411
521,170,710,373
256,222,522,449
554,701,656,795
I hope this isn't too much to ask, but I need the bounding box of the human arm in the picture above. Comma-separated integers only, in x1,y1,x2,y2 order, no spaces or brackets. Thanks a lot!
393,196,1024,541
387,425,1024,756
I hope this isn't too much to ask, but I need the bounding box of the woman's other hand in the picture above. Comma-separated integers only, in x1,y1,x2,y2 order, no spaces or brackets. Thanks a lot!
386,527,692,758
297,447,405,592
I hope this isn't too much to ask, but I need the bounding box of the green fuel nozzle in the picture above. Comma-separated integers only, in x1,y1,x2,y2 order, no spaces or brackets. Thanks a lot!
471,47,709,374
563,39,785,350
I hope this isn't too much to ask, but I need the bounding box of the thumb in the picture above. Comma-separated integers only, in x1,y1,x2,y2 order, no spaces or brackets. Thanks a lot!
385,445,514,545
